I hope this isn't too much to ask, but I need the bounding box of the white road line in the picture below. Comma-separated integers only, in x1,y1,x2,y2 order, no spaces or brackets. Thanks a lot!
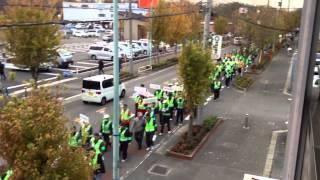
184,114,190,121
96,108,106,114
41,72,60,76
7,77,58,90
63,94,81,102
69,65,89,69
76,61,98,66
263,130,288,177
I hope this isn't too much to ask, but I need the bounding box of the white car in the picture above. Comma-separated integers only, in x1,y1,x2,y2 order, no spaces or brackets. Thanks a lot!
119,42,141,57
106,42,133,59
104,29,113,36
86,29,100,37
73,29,88,37
102,34,113,42
313,66,320,88
81,75,126,105
132,41,148,55
88,44,126,61
75,23,87,29
56,48,73,68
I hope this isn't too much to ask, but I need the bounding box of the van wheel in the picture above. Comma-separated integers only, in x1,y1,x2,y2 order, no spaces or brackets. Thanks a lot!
83,101,88,104
91,55,97,60
120,90,126,98
100,97,107,105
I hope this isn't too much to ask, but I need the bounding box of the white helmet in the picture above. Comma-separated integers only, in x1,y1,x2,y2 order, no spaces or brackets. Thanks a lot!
104,114,110,119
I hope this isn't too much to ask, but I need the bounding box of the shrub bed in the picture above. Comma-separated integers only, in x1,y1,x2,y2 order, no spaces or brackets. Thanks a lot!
170,116,217,155
235,75,254,89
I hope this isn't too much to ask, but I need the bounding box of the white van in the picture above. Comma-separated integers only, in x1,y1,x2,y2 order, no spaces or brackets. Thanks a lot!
81,75,126,105
88,44,129,60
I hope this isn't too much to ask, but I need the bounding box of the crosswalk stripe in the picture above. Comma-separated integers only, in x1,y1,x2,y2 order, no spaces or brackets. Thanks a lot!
76,61,98,66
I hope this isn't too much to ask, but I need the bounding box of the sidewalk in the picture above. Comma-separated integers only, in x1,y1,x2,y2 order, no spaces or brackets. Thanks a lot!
125,48,291,180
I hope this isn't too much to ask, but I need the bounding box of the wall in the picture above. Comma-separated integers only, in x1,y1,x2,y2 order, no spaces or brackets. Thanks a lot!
123,19,147,40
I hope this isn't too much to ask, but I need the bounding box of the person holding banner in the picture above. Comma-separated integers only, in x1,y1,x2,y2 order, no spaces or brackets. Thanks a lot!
134,95,142,115
80,121,93,148
137,98,147,116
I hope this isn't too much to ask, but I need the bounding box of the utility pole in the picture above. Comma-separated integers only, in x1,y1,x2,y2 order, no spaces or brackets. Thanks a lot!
202,0,212,49
148,0,153,66
129,0,133,74
112,0,120,179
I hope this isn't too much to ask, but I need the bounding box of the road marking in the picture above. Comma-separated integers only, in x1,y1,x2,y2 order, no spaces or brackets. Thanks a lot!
76,61,98,66
6,76,58,90
263,130,288,177
63,94,81,102
203,102,208,106
184,115,190,121
69,64,89,69
96,108,106,114
41,72,60,76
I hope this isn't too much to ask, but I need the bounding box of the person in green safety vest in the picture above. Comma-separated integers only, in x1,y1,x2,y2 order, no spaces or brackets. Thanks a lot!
154,89,164,100
213,79,222,100
159,102,171,135
69,126,81,148
120,104,132,127
134,95,141,115
90,133,106,154
167,93,175,121
175,96,185,126
100,114,112,149
119,124,131,162
91,150,105,178
0,169,13,180
144,112,157,151
137,98,147,115
225,64,232,88
80,121,92,148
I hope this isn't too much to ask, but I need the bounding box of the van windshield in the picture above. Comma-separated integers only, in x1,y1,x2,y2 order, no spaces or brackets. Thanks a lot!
83,80,100,90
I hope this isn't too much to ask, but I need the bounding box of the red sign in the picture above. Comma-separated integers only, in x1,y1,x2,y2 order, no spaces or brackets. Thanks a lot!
138,0,159,9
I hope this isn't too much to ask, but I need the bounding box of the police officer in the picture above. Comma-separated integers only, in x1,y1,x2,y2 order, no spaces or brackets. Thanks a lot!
213,79,222,100
100,114,112,149
144,112,157,151
119,124,131,162
69,126,81,148
91,148,105,179
90,133,106,154
175,96,185,125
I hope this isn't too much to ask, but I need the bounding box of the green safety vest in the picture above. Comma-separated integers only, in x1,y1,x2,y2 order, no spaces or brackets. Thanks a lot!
91,138,105,154
177,98,184,109
145,119,155,132
168,97,175,108
121,109,130,121
155,90,163,99
120,127,129,142
1,169,13,180
81,124,92,141
162,106,170,116
134,96,141,103
214,81,222,89
102,119,112,134
138,101,146,110
69,131,81,147
158,101,163,110
91,151,101,170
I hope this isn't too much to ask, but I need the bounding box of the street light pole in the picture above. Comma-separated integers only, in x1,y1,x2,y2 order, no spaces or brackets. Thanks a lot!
148,0,153,66
112,0,120,179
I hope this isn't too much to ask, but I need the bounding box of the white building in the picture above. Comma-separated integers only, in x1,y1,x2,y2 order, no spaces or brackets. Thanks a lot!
63,2,148,21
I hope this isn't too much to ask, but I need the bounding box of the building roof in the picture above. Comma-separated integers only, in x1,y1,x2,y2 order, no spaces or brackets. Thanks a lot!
119,11,147,21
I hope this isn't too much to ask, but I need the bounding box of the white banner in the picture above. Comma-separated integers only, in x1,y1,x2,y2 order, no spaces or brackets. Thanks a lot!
163,86,174,92
149,83,161,90
143,97,158,104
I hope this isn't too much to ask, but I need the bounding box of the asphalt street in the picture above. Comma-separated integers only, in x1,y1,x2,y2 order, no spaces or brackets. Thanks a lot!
62,45,236,179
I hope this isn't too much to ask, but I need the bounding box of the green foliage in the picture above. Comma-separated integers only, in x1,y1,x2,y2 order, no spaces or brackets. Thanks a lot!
235,75,253,89
151,0,169,46
0,89,92,179
178,43,212,110
215,16,228,35
7,71,16,81
4,1,61,87
203,116,217,131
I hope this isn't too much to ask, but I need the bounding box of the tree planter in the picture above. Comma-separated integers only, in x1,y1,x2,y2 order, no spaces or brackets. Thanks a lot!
232,75,254,92
167,119,222,160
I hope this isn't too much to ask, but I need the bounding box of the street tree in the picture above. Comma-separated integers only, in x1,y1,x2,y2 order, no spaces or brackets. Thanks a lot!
4,0,61,87
214,16,228,35
178,43,212,139
0,89,92,179
151,0,169,48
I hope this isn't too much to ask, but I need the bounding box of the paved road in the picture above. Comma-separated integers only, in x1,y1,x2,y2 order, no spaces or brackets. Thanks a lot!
63,45,236,179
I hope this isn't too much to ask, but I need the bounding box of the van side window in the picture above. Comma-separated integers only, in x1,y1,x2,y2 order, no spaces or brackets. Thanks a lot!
103,79,113,88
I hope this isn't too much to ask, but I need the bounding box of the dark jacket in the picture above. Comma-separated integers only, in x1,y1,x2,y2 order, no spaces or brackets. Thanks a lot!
98,60,104,69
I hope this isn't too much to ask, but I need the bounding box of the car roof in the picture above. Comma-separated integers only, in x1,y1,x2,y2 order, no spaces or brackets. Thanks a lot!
83,75,113,81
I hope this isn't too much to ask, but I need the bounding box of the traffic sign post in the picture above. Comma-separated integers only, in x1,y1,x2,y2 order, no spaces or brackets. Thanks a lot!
211,35,223,60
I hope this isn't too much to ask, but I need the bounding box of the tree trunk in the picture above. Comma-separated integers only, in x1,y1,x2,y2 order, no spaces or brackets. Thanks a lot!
187,109,194,140
31,67,39,88
258,49,263,65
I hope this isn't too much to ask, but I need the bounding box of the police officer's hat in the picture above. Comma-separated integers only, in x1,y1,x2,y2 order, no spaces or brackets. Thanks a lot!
104,114,110,119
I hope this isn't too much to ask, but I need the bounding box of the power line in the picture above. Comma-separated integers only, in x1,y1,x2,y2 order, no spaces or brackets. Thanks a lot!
238,17,290,32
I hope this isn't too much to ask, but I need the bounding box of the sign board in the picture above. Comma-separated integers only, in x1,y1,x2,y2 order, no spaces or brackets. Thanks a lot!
211,35,223,59
149,83,161,90
173,85,183,92
79,114,89,125
163,86,174,92
143,97,158,104
243,174,279,180
138,0,159,9
134,86,154,97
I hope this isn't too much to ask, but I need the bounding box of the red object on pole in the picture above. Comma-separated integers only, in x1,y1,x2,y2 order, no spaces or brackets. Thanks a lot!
138,0,158,9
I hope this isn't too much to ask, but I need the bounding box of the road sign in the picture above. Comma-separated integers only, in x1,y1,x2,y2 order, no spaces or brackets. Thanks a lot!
211,35,223,59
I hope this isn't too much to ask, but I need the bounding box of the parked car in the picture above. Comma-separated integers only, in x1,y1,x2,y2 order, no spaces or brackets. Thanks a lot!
119,42,141,57
88,44,126,61
73,29,88,37
106,42,133,59
132,41,148,55
86,29,100,37
102,34,113,42
56,48,74,69
81,75,126,105
313,66,320,88
233,37,243,45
